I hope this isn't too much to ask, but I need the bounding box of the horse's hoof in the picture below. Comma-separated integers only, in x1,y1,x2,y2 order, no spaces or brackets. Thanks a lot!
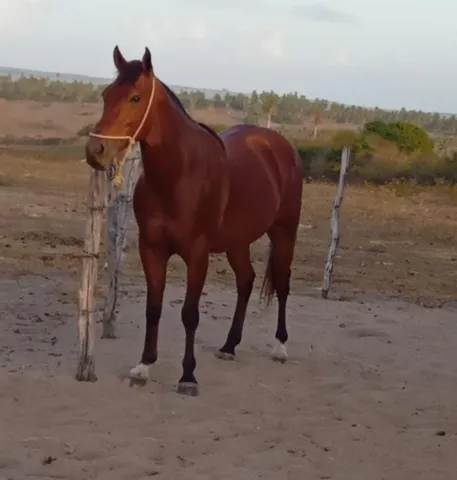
271,340,288,364
176,382,199,397
75,371,98,382
128,363,149,387
214,350,235,361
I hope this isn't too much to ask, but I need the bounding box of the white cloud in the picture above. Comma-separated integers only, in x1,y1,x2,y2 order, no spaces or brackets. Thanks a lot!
185,23,209,41
261,30,284,59
169,0,268,11
291,2,356,24
0,0,44,33
334,46,349,65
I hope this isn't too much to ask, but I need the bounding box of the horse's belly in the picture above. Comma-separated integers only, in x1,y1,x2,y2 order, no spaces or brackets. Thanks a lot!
209,185,279,252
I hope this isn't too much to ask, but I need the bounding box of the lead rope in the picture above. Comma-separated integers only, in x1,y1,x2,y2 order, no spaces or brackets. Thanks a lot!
87,77,156,190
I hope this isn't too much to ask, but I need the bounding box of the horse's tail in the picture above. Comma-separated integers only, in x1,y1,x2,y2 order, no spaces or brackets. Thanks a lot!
260,242,275,306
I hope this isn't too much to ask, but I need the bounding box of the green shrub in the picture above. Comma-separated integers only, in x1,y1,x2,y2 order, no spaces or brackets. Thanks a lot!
363,120,434,153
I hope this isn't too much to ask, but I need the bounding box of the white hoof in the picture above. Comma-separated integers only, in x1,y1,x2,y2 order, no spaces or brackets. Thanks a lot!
271,341,288,363
128,363,150,384
214,351,235,361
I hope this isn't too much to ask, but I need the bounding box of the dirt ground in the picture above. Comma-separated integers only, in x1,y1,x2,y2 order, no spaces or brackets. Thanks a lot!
1,142,457,478
0,99,243,139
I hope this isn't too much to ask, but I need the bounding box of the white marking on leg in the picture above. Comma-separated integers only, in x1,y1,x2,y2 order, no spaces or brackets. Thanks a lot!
271,340,288,363
129,363,150,381
214,350,235,361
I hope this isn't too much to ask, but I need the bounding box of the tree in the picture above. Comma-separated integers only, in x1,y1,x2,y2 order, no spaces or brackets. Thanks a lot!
259,91,278,128
213,93,225,108
244,108,259,125
0,74,456,137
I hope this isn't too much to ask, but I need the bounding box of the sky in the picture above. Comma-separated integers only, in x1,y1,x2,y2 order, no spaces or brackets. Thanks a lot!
1,0,456,112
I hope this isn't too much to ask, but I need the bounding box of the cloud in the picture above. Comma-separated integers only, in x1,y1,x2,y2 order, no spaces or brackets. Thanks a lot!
290,2,356,24
334,46,349,65
0,0,42,31
261,30,284,59
184,23,209,41
170,0,268,10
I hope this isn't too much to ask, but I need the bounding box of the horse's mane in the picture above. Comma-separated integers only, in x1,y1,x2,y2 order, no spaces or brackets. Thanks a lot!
117,61,225,149
160,81,225,149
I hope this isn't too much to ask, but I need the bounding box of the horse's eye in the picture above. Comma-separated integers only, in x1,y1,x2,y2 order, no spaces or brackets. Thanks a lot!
130,95,140,103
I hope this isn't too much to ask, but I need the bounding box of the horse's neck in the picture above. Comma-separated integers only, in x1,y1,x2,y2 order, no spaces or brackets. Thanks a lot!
139,98,200,186
140,87,223,188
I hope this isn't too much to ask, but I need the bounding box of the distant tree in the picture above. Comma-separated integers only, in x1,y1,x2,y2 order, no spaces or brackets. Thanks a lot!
244,108,259,125
250,90,260,108
212,93,225,108
259,91,278,128
0,74,456,137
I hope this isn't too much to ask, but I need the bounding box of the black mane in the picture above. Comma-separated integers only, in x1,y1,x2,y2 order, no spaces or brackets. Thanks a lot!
116,61,224,149
160,81,225,149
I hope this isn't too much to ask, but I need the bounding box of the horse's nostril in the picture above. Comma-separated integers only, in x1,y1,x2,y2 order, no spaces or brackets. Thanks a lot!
96,143,105,156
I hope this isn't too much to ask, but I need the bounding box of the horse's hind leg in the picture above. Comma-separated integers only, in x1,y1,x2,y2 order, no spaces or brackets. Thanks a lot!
265,222,299,363
216,246,255,360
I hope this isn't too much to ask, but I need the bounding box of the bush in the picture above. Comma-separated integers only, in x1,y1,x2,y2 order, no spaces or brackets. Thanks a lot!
364,120,434,154
296,128,457,187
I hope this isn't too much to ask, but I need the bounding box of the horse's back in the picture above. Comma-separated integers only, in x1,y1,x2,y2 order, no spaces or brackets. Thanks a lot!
220,124,302,176
210,124,303,252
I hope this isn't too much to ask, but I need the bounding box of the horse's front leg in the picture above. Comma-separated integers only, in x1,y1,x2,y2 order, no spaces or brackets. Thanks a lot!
129,236,170,386
177,239,209,397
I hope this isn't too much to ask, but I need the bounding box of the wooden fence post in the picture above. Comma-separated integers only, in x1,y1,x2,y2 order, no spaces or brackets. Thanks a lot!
76,169,108,382
102,145,142,338
321,146,351,299
76,145,142,381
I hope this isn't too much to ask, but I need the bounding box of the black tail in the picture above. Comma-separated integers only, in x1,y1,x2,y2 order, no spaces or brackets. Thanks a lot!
260,242,275,306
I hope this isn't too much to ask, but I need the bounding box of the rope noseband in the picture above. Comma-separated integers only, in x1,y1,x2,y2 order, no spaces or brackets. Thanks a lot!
89,77,156,189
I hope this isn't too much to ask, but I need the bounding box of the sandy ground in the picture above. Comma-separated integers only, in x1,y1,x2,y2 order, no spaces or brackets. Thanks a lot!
0,274,456,479
0,147,457,478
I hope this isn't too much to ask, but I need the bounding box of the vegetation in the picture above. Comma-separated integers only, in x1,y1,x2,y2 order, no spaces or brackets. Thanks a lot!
2,73,457,136
0,74,102,102
363,121,434,153
3,72,457,188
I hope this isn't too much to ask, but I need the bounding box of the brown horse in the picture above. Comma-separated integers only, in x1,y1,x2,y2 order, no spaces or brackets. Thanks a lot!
85,46,303,396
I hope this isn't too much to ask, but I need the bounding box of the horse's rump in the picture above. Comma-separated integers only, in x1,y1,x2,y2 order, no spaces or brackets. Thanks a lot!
208,124,303,252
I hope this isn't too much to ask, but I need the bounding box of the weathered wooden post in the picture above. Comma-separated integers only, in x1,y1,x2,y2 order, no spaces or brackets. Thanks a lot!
321,146,351,299
76,144,141,381
76,169,108,382
102,144,142,338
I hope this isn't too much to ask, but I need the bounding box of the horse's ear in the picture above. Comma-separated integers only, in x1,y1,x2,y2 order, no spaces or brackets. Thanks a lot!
113,45,127,71
142,47,153,73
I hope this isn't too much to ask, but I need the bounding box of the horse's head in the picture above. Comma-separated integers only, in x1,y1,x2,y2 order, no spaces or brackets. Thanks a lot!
85,46,156,171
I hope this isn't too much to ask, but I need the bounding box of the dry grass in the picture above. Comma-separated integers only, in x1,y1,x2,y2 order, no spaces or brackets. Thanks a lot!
2,98,456,308
0,98,358,143
1,146,457,308
0,99,101,138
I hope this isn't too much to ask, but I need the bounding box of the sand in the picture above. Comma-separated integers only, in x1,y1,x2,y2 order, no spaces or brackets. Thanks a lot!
0,273,455,479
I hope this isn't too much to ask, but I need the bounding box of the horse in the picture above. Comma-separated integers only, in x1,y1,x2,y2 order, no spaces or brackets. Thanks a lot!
85,46,303,396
